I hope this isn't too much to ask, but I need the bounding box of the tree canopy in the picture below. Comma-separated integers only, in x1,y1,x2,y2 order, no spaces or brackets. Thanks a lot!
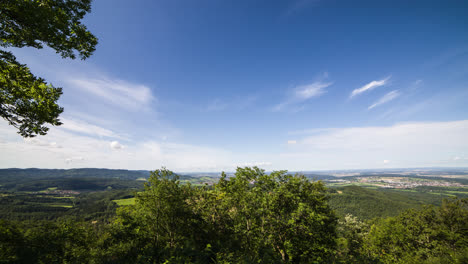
0,167,467,263
98,167,338,263
0,0,98,137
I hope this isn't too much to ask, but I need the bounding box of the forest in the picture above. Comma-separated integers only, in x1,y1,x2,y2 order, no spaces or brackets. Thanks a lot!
1,167,467,263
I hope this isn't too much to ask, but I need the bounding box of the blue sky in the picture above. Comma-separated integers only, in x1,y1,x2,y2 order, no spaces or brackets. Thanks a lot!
1,0,468,171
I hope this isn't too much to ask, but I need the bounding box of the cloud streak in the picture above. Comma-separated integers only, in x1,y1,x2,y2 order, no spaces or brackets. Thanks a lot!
368,90,400,110
350,76,390,98
68,78,154,110
294,82,330,99
273,81,332,112
204,96,257,112
60,117,122,139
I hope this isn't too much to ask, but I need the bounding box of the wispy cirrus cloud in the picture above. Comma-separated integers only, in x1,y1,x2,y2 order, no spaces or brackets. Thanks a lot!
273,81,332,112
350,76,391,98
204,96,257,112
68,78,154,110
295,82,330,99
60,117,123,139
368,90,400,110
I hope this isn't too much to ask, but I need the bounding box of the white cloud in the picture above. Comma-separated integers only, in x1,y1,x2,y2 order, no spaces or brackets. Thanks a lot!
301,120,468,150
273,81,332,112
157,142,233,172
237,161,272,167
280,120,468,170
205,96,257,112
368,90,400,110
3,116,468,172
287,140,297,145
452,156,468,161
287,127,338,135
294,82,330,99
65,156,84,164
24,138,61,148
350,76,390,98
60,117,122,139
0,120,234,172
383,160,390,164
110,141,123,150
68,78,154,110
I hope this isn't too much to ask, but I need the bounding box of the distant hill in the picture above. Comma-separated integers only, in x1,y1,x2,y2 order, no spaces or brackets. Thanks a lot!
0,168,150,180
0,168,149,192
0,168,221,192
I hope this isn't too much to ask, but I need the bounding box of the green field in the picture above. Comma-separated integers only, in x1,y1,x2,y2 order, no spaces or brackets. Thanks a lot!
113,197,135,206
49,204,73,208
446,190,468,194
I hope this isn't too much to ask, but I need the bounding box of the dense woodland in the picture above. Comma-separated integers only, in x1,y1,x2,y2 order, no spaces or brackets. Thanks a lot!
1,167,467,263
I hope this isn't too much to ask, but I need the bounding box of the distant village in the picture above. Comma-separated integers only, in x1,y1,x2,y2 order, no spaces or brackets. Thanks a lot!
328,176,466,189
31,189,80,196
